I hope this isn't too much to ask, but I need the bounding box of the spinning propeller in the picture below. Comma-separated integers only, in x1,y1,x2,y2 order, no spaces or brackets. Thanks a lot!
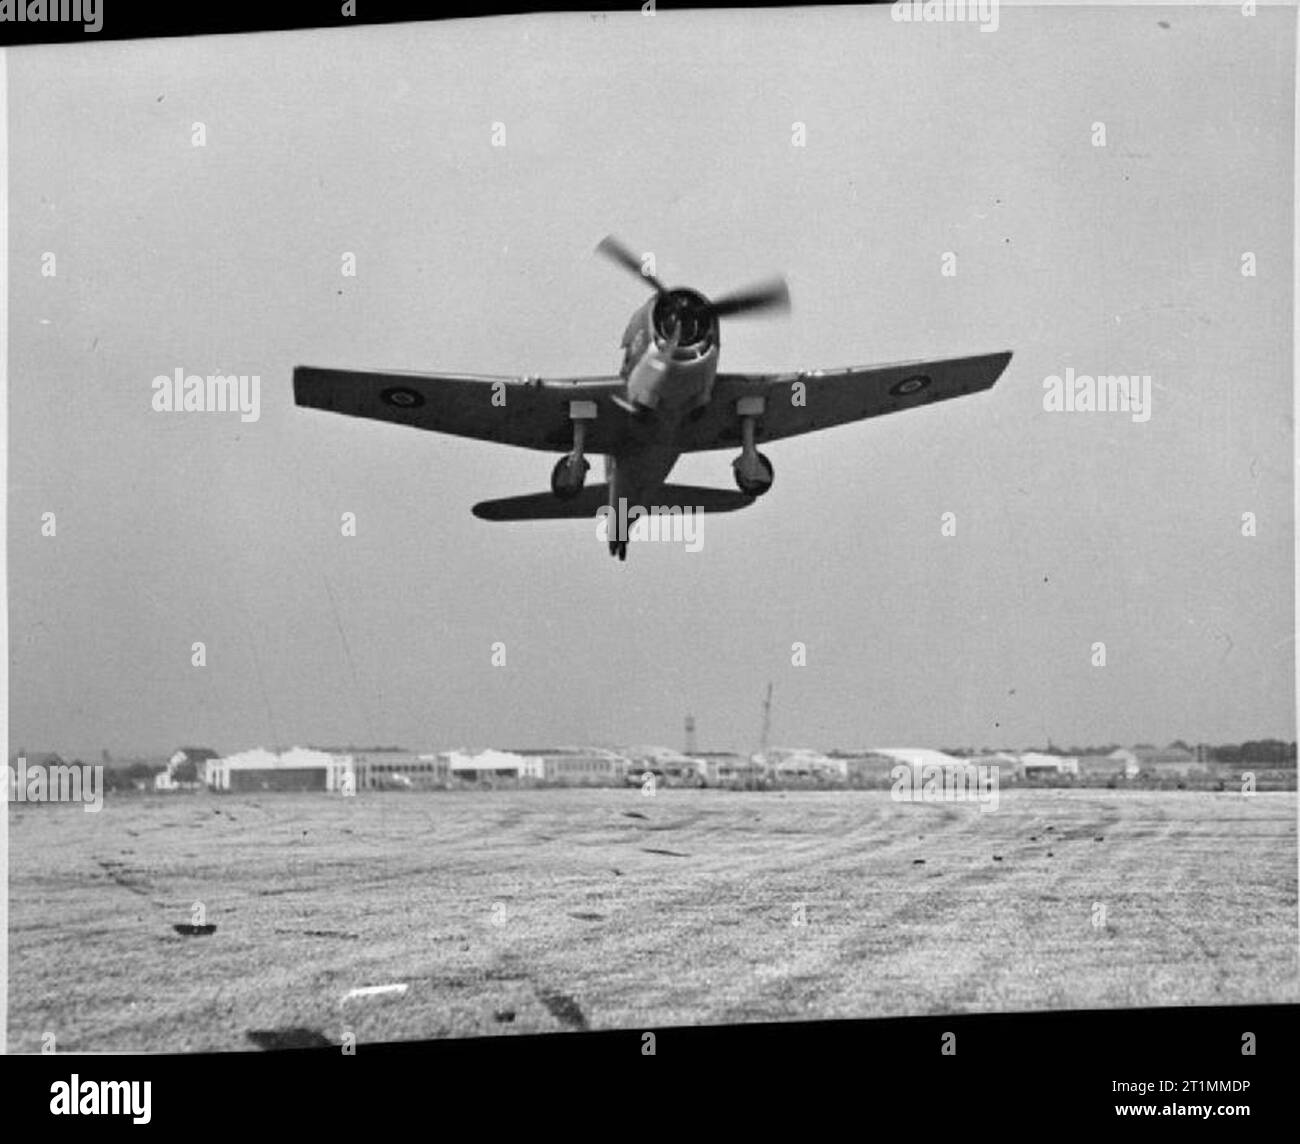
595,236,791,335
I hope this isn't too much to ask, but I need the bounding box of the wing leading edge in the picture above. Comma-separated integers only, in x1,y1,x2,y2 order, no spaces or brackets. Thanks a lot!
680,350,1012,452
293,366,628,453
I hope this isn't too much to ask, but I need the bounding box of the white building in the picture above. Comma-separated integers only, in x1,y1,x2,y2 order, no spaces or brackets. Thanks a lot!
868,748,968,771
861,748,997,790
622,746,704,785
1017,752,1079,778
1107,748,1141,778
445,749,545,782
871,748,963,768
205,747,355,793
518,748,629,784
764,748,848,781
155,747,218,791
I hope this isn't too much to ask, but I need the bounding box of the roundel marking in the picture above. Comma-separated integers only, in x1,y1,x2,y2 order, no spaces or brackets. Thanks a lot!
890,374,931,397
381,386,425,409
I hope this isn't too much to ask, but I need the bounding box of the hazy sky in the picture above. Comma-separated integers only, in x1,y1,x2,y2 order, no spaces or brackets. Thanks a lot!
7,6,1295,758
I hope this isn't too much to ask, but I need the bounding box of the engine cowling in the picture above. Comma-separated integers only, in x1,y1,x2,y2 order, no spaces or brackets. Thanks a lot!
653,288,716,357
733,450,774,497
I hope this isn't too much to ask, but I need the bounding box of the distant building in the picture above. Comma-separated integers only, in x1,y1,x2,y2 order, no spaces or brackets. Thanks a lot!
966,752,1020,765
965,752,1021,778
1077,754,1132,781
622,746,705,786
205,747,354,793
765,748,847,782
860,748,998,792
171,747,218,770
1129,745,1200,778
516,747,629,784
1106,749,1143,779
156,747,218,791
443,747,630,785
350,749,449,789
1017,752,1079,779
446,749,542,783
867,748,967,771
1106,746,1198,778
689,752,764,787
832,750,924,785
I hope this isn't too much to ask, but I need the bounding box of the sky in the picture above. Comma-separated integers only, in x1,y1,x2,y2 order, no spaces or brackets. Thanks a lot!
6,5,1295,759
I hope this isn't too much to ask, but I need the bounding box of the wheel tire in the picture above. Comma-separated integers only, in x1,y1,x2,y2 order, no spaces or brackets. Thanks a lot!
552,455,589,501
734,451,774,497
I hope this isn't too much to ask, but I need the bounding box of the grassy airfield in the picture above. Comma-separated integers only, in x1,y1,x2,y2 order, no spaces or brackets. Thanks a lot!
8,787,1298,1050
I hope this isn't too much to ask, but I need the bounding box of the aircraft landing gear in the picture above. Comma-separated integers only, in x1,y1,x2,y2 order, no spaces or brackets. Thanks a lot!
552,401,597,500
609,539,628,561
732,395,774,497
551,453,589,500
733,449,774,497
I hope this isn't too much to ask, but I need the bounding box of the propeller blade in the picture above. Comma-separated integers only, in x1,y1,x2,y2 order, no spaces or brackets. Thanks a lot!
709,277,791,318
596,235,669,295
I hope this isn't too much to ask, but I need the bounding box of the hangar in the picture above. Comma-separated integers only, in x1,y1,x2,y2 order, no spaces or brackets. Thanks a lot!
446,747,630,784
445,749,542,783
516,748,629,785
350,749,450,789
205,747,355,793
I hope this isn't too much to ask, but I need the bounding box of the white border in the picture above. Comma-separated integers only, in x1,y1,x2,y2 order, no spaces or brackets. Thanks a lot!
1,44,10,1057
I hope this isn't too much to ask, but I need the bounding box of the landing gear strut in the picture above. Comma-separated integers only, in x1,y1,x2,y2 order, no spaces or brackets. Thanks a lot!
552,401,597,500
732,395,775,497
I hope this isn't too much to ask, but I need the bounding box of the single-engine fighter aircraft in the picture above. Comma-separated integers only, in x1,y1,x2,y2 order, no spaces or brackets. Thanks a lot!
294,237,1012,560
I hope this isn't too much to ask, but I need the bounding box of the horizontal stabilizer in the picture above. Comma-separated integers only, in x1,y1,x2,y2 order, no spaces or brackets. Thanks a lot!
472,484,756,522
473,486,612,521
653,485,756,513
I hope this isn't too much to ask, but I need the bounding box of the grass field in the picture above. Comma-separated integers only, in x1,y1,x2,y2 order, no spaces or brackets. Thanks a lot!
7,787,1298,1051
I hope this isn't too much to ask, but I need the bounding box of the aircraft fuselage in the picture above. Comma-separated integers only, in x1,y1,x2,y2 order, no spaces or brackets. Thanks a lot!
608,290,721,509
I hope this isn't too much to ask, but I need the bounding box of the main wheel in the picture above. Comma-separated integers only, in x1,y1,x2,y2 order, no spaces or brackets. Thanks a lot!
551,454,590,500
733,450,774,497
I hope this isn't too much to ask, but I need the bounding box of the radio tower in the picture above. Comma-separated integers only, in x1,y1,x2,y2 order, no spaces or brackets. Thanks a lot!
684,714,696,756
759,682,773,758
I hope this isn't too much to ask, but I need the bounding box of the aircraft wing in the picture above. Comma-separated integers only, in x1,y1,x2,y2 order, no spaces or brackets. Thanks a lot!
293,366,629,453
679,351,1011,452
